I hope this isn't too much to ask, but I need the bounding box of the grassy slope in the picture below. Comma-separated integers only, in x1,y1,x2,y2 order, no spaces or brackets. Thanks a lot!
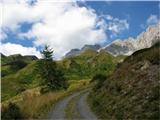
89,42,160,119
1,62,41,101
1,54,37,77
58,49,124,80
2,79,90,119
1,54,37,65
1,49,124,101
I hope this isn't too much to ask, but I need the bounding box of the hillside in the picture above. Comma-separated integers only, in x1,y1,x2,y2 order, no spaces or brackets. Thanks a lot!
1,54,40,101
59,49,125,80
1,48,124,101
1,61,42,101
89,41,160,119
1,54,38,65
1,54,38,77
65,44,101,58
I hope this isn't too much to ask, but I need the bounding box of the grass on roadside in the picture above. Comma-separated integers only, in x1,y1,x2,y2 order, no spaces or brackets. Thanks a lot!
64,90,89,120
65,95,81,120
2,79,90,119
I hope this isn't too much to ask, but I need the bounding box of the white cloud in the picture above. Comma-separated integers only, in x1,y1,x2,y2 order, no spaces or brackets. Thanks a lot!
105,15,113,20
0,42,41,58
141,14,159,29
147,14,159,25
99,14,129,36
1,0,106,59
31,6,107,58
0,28,7,40
107,19,129,33
1,0,129,59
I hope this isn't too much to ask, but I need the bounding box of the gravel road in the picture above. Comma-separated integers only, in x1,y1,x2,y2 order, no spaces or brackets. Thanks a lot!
77,92,97,120
48,89,98,120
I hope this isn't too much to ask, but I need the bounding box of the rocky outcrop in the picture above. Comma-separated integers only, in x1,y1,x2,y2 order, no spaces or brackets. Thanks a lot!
65,44,101,58
81,44,101,53
102,23,160,56
65,23,160,58
65,49,81,58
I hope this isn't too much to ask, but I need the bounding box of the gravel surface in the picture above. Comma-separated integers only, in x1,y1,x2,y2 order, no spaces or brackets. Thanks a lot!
48,91,82,120
77,92,98,120
48,89,98,120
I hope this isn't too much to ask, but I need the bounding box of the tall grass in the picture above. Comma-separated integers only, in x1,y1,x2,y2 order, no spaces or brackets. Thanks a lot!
18,90,66,118
2,79,90,119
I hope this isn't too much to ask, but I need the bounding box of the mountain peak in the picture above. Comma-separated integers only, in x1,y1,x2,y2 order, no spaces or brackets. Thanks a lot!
65,44,101,58
65,23,159,58
103,23,160,56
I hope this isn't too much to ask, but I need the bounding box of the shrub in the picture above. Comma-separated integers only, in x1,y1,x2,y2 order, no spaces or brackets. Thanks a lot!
91,74,107,90
1,103,24,120
10,60,27,70
40,86,50,94
91,73,107,82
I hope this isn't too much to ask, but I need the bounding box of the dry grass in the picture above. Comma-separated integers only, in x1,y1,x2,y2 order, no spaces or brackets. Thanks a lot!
18,90,66,118
2,79,90,119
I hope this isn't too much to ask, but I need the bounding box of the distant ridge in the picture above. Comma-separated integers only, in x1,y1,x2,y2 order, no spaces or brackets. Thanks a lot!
65,23,160,58
65,44,101,58
1,54,38,65
102,22,160,56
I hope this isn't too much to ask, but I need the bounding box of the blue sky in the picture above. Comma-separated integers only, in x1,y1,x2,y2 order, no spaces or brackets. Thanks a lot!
84,1,159,42
1,0,159,59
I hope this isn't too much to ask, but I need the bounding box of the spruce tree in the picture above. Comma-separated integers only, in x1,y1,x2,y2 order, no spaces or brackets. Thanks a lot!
41,45,53,61
36,45,67,90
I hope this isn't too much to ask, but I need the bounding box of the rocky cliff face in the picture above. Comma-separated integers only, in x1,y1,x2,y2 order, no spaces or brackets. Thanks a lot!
81,44,101,53
103,23,160,56
65,49,81,58
65,23,160,57
65,44,101,58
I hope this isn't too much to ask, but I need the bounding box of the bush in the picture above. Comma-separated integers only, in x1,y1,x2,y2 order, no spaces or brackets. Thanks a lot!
40,86,50,94
91,74,107,90
10,60,27,70
1,103,24,120
17,87,26,93
91,73,107,82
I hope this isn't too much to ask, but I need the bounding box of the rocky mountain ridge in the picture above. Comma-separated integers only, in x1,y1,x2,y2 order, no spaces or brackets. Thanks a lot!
65,23,160,57
103,23,160,56
65,44,101,58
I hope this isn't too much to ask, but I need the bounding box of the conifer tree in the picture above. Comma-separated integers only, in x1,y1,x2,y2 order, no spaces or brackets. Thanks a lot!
36,45,67,90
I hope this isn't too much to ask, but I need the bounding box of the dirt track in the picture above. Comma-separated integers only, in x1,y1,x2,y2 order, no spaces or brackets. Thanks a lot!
48,90,97,120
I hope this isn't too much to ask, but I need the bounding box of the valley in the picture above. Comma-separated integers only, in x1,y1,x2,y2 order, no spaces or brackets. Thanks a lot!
1,44,123,119
1,20,159,120
1,40,159,119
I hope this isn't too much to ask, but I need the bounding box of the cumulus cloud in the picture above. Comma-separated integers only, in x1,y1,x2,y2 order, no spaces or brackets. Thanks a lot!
0,43,41,58
141,14,159,29
99,14,129,38
28,6,107,58
1,0,129,59
107,19,129,33
147,14,159,25
1,0,107,58
0,28,7,40
105,15,113,20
